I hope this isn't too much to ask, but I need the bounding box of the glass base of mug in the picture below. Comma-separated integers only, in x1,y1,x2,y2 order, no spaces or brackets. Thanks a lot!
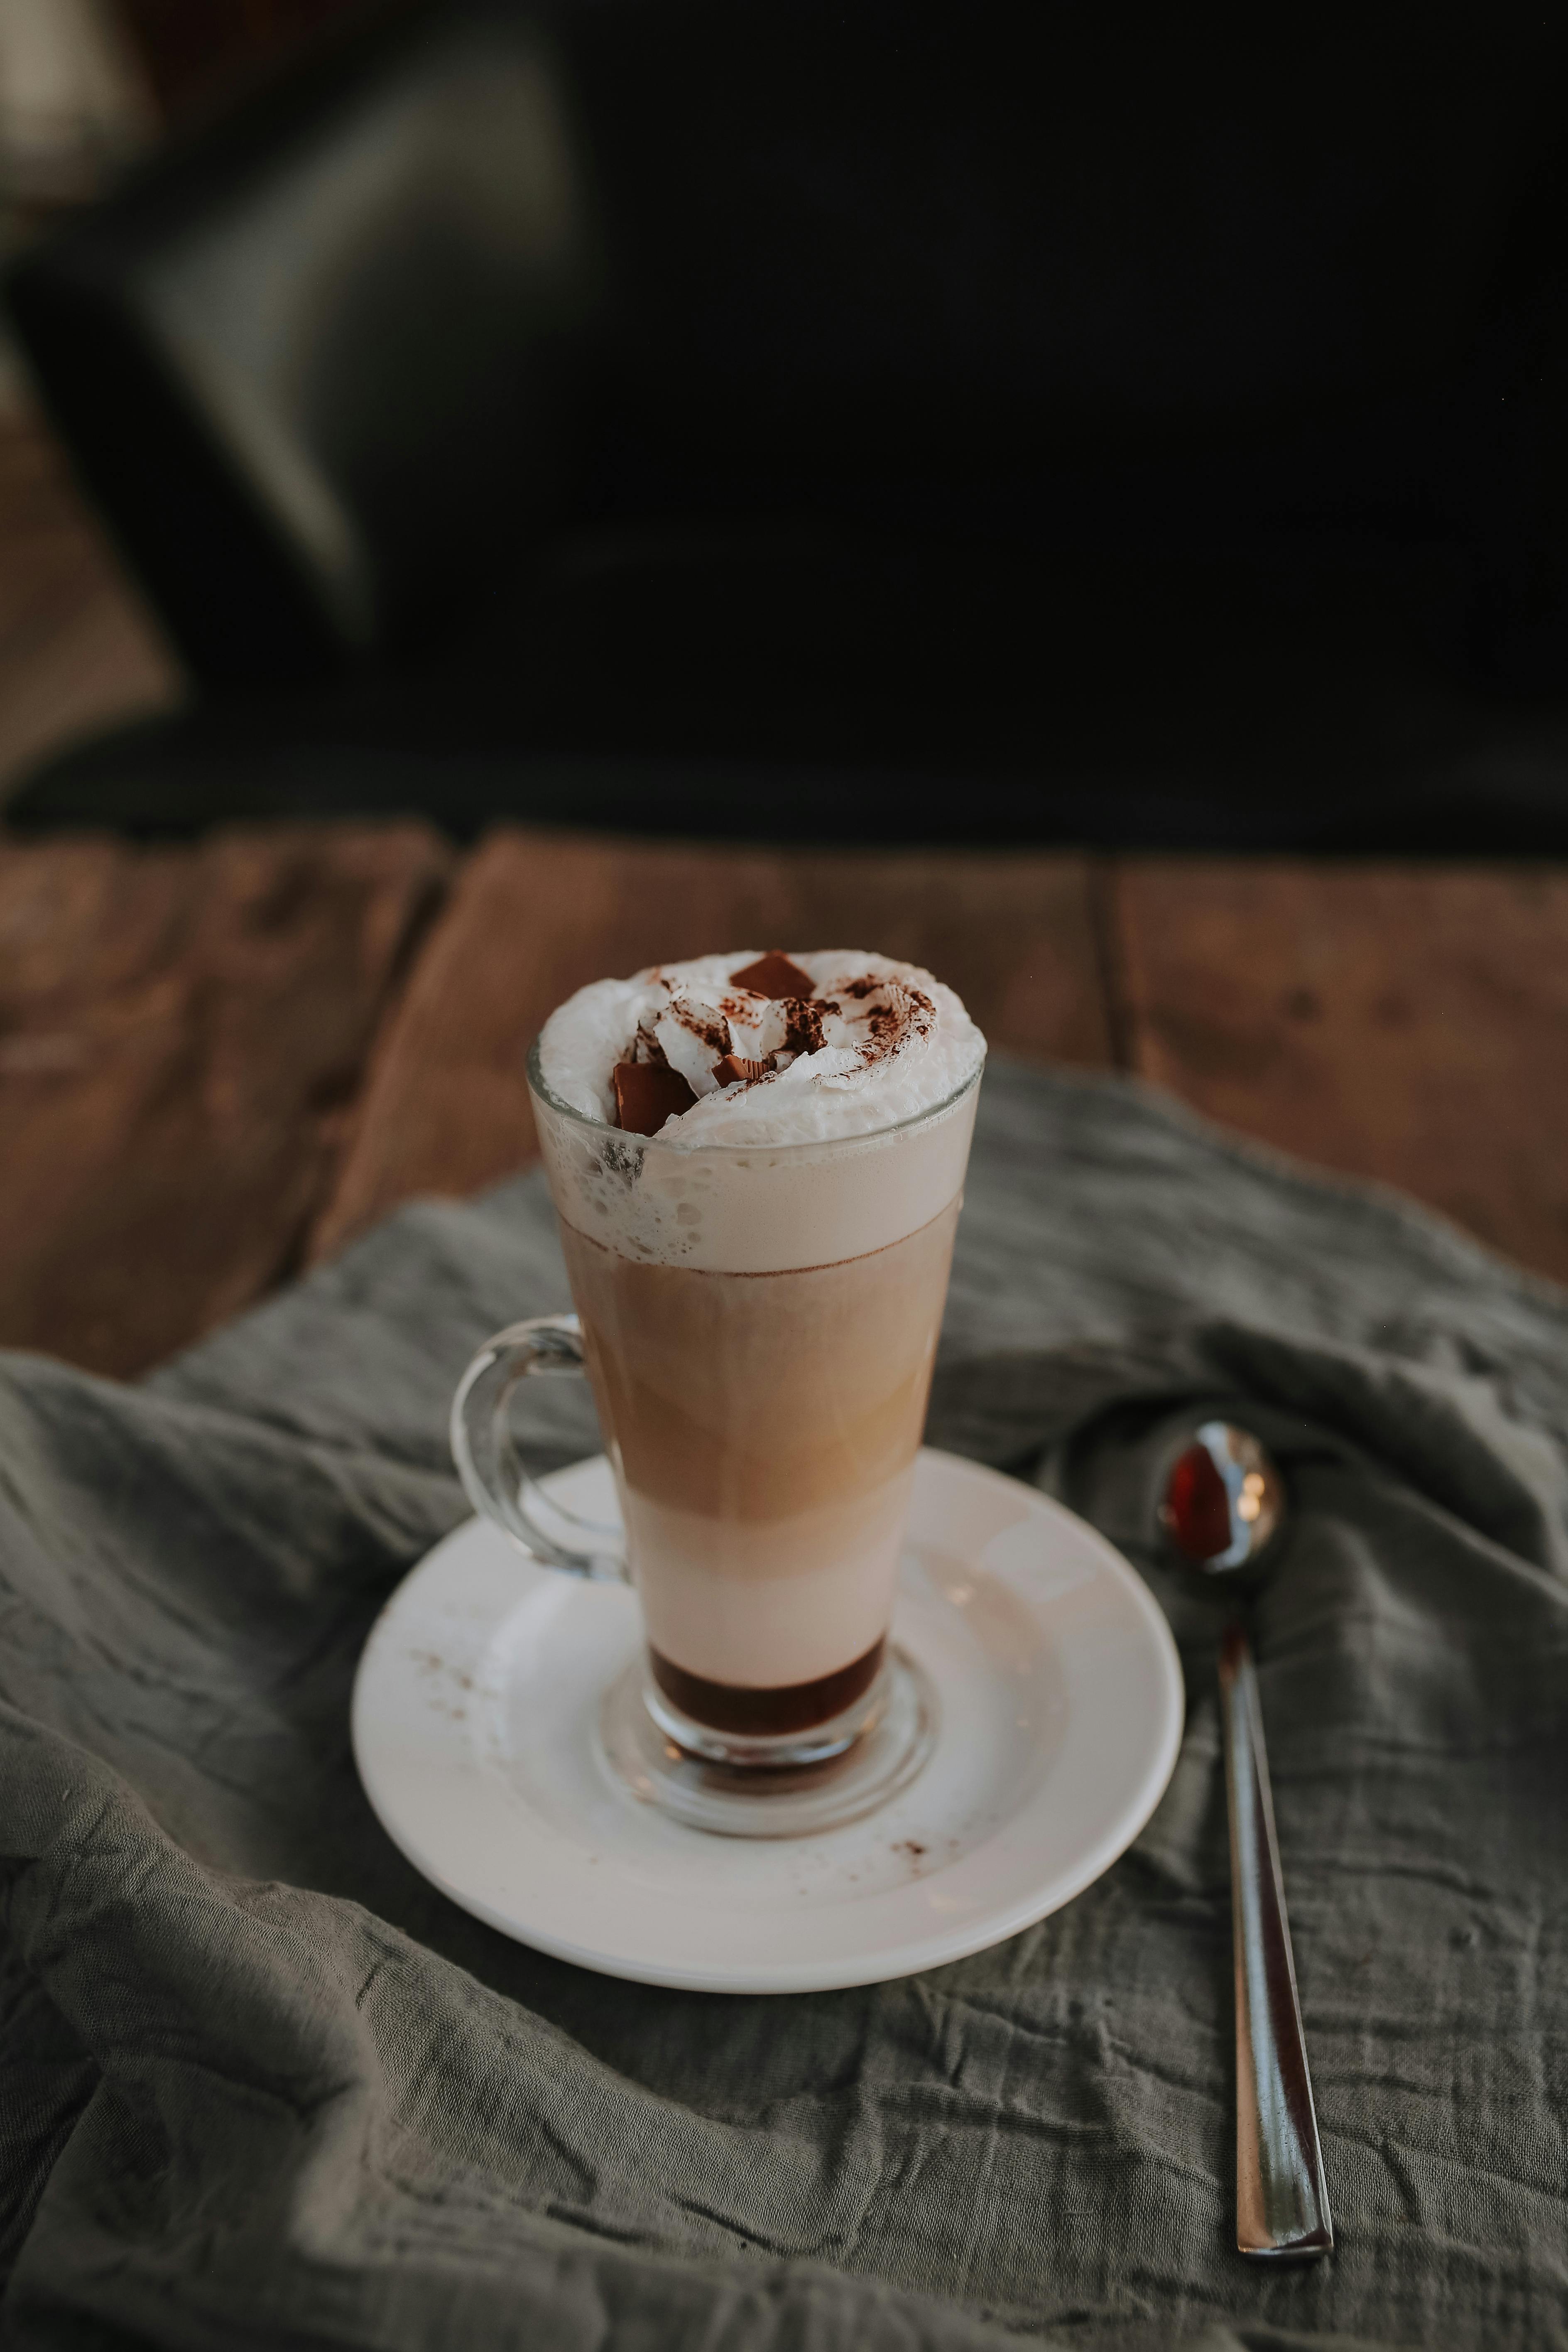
597,1647,938,1838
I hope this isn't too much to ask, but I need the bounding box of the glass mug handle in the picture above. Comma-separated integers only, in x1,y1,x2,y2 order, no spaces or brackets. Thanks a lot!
449,1315,627,1580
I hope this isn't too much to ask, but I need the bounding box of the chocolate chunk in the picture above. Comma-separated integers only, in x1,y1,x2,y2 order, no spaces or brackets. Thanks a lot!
730,951,816,1001
712,1053,773,1086
612,1060,696,1134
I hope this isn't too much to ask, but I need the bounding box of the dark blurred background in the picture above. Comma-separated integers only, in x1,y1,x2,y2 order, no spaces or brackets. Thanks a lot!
117,2,353,115
9,0,1568,849
0,0,355,801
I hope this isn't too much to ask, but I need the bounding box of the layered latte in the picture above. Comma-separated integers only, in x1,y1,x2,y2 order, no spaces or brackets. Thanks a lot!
534,950,985,1739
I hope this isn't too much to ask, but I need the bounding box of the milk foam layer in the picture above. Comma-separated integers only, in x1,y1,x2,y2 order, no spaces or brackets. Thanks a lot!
534,951,985,1275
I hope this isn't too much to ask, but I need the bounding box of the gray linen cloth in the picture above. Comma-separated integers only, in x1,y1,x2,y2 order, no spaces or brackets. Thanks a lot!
3,1060,1567,2351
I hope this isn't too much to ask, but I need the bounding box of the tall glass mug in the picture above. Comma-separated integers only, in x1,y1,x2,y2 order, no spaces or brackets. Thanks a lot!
452,1040,982,1833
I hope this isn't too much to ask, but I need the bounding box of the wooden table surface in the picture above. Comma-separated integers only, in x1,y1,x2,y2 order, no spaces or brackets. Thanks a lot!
3,820,1565,1380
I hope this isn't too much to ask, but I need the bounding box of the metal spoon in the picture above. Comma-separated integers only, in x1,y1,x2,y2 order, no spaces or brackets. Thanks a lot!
1160,1420,1333,2262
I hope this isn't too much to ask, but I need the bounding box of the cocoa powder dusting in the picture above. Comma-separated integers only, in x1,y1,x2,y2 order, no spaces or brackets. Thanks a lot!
784,998,827,1055
666,1000,731,1055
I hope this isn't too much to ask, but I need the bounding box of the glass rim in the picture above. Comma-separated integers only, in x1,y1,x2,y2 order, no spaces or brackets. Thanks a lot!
525,1034,984,1154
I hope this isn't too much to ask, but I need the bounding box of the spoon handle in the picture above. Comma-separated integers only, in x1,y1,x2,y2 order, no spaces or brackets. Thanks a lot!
1218,1624,1333,2260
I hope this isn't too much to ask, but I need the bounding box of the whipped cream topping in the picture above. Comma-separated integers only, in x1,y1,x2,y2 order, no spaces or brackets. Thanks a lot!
537,950,986,1145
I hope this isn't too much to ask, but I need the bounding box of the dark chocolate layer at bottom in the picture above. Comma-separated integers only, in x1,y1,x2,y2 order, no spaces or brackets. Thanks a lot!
649,1637,886,1736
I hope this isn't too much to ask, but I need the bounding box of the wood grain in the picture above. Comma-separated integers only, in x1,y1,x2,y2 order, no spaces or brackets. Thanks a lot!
1111,859,1568,1283
0,824,451,1374
0,406,184,801
309,829,1112,1260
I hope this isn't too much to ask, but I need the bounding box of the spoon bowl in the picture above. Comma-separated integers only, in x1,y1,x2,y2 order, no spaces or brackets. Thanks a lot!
1160,1418,1285,1577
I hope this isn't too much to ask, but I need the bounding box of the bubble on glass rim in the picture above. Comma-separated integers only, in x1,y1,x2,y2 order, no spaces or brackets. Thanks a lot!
537,950,986,1144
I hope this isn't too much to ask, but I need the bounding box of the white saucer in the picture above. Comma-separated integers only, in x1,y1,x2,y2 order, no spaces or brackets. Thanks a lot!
352,1448,1185,1994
